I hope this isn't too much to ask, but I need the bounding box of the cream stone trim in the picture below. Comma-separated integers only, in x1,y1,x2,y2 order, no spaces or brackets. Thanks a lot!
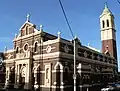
100,27,115,31
44,63,51,86
19,21,34,31
4,59,16,63
39,85,71,88
4,49,15,53
33,64,40,73
33,52,60,60
13,30,39,41
7,54,13,59
33,51,116,67
60,52,116,67
20,66,26,77
42,38,73,46
11,66,15,70
43,39,59,45
15,59,30,64
79,84,92,87
52,69,63,73
54,62,63,70
43,45,56,53
77,70,92,74
101,29,115,40
40,71,45,73
59,39,73,46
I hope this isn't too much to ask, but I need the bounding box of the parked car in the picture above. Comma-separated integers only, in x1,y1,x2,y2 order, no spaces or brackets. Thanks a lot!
101,84,120,91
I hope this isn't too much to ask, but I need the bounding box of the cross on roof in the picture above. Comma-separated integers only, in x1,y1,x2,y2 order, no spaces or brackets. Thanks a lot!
26,14,30,22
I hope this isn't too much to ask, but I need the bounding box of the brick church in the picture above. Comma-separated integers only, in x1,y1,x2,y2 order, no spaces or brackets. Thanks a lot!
2,4,118,91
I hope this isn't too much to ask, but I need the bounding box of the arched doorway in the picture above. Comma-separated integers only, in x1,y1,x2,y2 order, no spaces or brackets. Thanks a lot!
19,66,26,88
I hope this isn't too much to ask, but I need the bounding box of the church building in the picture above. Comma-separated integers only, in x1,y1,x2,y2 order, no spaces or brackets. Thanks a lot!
3,4,118,91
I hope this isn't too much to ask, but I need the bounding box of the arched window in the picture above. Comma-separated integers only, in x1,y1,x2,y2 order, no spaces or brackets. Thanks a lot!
102,20,105,28
16,47,19,53
34,42,38,52
107,19,109,27
46,68,49,79
26,26,29,35
64,67,69,84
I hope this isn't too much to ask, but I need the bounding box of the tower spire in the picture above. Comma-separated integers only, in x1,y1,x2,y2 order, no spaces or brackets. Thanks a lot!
100,3,117,60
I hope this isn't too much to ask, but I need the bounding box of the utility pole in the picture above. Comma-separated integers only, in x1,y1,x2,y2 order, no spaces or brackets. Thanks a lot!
73,37,76,91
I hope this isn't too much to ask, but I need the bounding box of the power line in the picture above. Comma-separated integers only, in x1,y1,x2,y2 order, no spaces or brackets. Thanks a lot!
117,0,120,5
58,1,77,91
58,0,74,38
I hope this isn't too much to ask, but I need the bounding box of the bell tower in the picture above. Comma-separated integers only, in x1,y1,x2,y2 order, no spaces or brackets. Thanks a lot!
100,3,117,60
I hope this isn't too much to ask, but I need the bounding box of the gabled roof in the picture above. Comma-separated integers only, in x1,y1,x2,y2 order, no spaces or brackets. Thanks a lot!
19,21,35,31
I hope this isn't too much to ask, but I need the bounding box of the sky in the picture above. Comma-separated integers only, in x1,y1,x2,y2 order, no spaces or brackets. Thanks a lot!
0,0,120,70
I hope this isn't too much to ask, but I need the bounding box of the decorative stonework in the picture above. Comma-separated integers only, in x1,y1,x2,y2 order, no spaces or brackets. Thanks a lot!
33,63,40,73
84,51,88,58
77,63,81,69
23,43,29,52
44,63,51,86
91,53,95,59
54,62,63,70
97,55,101,61
20,66,26,77
11,66,15,71
16,51,30,59
43,45,56,53
96,66,100,72
64,44,70,53
46,45,52,53
7,54,13,59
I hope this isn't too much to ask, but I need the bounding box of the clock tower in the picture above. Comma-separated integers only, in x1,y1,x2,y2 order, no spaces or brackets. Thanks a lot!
100,3,117,60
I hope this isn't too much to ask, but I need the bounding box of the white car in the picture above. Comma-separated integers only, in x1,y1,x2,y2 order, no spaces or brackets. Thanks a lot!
101,86,114,91
101,84,120,91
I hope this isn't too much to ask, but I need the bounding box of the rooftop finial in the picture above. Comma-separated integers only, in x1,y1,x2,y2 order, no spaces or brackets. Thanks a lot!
26,14,30,22
57,31,61,39
40,25,43,32
15,33,17,38
105,2,108,9
88,43,90,47
4,46,7,52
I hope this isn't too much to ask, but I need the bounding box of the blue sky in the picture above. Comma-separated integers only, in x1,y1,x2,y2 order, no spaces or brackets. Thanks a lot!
0,0,120,70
